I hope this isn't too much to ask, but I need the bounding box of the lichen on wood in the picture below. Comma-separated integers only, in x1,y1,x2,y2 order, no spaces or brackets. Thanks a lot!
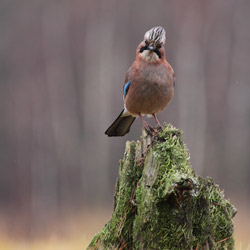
87,124,237,250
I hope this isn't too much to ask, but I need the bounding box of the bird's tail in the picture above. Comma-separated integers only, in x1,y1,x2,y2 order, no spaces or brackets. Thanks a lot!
105,109,136,137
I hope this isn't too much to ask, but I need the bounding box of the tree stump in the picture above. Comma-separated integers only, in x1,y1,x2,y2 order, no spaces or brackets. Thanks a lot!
87,124,237,250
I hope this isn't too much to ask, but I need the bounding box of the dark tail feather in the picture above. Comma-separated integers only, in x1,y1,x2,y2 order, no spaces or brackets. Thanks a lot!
105,109,136,137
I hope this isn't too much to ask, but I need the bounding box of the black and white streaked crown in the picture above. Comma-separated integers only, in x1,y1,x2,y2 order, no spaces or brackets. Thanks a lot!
144,26,166,47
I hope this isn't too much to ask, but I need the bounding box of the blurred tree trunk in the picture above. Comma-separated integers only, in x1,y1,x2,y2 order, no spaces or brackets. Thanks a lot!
87,125,236,250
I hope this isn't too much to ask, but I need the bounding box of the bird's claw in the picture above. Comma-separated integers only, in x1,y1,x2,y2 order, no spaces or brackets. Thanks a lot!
143,124,153,132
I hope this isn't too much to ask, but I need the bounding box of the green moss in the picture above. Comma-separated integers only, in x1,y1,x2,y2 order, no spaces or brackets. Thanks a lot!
87,124,236,250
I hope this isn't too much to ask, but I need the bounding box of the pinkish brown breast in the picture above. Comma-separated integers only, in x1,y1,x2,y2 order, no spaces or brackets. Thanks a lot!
125,61,174,116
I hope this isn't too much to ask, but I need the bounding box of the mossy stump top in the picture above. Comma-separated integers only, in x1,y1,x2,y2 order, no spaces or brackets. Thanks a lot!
87,124,237,250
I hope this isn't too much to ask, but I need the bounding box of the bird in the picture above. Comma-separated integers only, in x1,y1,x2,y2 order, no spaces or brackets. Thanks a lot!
105,26,175,137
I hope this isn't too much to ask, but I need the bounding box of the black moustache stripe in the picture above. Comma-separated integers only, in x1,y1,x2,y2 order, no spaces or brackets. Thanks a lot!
139,46,161,59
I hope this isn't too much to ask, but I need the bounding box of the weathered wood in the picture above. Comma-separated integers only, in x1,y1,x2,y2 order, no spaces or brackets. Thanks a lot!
87,124,237,250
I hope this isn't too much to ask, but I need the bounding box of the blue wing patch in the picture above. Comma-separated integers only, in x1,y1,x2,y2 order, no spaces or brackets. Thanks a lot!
123,80,132,97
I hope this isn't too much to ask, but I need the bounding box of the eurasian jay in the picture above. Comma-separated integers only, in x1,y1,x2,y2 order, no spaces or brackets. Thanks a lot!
105,26,175,137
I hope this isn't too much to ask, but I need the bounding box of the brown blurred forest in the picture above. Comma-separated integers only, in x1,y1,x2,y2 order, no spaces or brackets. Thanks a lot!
0,0,250,248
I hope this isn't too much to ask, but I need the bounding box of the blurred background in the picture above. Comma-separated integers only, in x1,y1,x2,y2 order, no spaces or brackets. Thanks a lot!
0,0,250,249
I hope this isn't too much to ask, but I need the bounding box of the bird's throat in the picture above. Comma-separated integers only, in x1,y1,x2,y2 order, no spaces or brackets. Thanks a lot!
139,50,160,63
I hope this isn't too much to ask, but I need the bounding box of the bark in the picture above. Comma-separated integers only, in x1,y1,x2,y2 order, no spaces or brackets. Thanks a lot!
87,124,237,250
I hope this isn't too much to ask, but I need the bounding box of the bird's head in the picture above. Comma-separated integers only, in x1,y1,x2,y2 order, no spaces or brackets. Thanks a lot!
137,26,166,63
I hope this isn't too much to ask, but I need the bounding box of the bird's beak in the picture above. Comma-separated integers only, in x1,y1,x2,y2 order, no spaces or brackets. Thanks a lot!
147,45,155,51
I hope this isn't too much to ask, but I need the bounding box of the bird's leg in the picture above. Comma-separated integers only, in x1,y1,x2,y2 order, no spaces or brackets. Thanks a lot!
139,113,152,132
153,114,163,128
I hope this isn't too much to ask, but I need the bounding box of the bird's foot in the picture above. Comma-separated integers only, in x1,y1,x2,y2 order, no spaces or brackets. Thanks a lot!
153,114,163,130
143,123,157,138
139,113,153,134
154,124,163,132
148,126,163,138
157,124,163,129
143,122,153,132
